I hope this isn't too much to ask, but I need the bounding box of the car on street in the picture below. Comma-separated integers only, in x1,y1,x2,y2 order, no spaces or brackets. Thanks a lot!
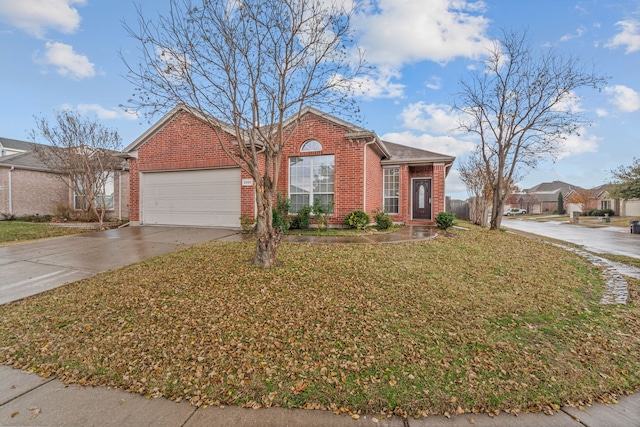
504,208,527,216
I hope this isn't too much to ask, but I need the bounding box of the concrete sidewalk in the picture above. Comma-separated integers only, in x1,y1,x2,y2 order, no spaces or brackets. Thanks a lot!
1,366,639,427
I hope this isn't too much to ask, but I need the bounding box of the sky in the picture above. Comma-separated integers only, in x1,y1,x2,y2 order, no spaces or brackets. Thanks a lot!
0,0,638,200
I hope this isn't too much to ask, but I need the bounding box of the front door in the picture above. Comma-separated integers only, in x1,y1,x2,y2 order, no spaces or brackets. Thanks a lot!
412,179,432,220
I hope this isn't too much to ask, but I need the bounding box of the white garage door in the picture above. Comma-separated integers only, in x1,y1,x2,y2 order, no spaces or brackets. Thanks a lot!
141,168,241,227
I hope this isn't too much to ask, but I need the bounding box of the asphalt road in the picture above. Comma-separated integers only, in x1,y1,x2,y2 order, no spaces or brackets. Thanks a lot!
502,218,640,259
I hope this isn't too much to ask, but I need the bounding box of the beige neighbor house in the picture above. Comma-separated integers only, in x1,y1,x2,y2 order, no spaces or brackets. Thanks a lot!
512,181,579,214
0,137,130,220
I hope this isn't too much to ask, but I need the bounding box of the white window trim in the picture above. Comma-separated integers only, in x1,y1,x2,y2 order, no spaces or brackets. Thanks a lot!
383,166,400,214
288,155,335,214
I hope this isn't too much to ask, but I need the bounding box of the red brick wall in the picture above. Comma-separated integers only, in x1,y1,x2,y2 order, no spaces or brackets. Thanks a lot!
129,109,448,226
276,114,380,225
128,111,255,222
364,144,383,216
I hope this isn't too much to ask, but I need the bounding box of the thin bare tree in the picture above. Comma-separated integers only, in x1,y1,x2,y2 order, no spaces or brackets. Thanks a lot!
122,0,365,268
458,152,492,227
455,29,607,230
31,110,123,230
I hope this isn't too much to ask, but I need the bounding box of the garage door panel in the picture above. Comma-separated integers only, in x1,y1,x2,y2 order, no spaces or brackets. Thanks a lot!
142,169,241,227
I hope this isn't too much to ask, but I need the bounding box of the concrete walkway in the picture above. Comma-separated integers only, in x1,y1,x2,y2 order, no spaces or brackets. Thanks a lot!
0,226,245,305
2,366,639,426
2,224,640,426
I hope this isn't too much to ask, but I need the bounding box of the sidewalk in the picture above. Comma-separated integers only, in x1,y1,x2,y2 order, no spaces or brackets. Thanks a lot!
1,366,639,426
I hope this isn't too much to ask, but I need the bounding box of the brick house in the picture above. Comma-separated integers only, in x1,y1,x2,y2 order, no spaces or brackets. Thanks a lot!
121,106,455,228
0,137,129,220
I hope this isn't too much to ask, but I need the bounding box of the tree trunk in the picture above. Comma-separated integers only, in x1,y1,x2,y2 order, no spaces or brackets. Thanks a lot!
489,190,504,230
254,226,282,268
253,176,281,268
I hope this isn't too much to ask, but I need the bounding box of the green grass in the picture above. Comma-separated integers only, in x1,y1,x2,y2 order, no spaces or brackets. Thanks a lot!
0,221,89,245
1,224,639,418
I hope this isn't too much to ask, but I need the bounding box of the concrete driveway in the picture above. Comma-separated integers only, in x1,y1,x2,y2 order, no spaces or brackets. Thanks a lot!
502,218,640,258
0,226,244,305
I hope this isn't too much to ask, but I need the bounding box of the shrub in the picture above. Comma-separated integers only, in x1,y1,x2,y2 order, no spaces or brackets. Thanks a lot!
435,211,456,230
291,205,312,229
583,209,615,217
272,194,291,232
312,198,333,231
374,209,393,230
344,210,370,230
239,214,256,232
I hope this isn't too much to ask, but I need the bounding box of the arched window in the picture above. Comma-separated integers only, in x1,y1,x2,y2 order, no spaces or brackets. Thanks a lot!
300,139,322,152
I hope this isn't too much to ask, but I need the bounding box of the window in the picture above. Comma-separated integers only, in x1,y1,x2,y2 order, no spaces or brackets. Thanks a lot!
300,139,322,152
601,200,611,210
74,173,115,211
383,168,399,214
289,155,334,213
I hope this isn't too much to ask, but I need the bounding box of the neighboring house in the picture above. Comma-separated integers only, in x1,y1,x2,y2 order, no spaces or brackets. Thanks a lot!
121,106,455,228
593,184,640,217
518,181,580,214
0,137,129,220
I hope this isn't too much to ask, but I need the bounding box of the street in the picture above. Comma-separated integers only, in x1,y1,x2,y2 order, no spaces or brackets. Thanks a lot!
502,218,640,259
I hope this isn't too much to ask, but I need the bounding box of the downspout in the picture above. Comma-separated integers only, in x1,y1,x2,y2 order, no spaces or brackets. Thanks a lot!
118,169,122,221
8,166,14,216
363,140,375,212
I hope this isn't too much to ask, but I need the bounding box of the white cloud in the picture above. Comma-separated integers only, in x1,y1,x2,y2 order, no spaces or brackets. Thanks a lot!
37,41,95,79
399,102,461,134
445,168,469,197
0,0,85,38
425,76,442,90
560,26,586,42
71,104,139,121
605,85,640,112
596,108,609,117
551,91,584,114
605,19,640,53
381,130,475,158
555,128,600,160
348,67,406,99
353,0,492,67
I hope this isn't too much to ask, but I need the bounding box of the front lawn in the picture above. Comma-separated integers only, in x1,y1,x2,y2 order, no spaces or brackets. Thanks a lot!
1,225,639,418
0,221,89,245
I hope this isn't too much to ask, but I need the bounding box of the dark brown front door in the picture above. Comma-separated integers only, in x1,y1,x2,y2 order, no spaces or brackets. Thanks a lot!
412,179,432,220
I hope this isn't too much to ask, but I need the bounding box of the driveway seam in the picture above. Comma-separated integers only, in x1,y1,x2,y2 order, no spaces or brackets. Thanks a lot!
0,376,56,408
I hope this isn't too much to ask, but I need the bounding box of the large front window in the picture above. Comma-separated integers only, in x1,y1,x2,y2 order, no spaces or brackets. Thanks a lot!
383,167,399,214
289,155,334,213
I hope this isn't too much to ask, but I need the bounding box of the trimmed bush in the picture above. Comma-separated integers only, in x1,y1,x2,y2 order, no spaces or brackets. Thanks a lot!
584,209,615,217
344,210,370,230
435,212,456,230
374,209,393,230
291,205,312,229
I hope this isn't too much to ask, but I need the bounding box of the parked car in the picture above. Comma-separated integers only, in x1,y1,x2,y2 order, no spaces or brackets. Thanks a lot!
504,208,527,216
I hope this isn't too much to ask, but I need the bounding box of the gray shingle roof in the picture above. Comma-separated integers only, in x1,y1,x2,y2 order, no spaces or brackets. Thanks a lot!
0,137,35,152
0,151,52,171
381,140,455,164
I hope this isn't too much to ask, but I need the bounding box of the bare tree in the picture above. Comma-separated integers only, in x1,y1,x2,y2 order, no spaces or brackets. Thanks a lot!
123,0,365,268
455,29,607,230
458,152,491,227
31,110,123,230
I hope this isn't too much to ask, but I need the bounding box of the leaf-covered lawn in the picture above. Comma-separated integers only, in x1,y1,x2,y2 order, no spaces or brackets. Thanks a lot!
1,225,639,418
0,221,88,245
